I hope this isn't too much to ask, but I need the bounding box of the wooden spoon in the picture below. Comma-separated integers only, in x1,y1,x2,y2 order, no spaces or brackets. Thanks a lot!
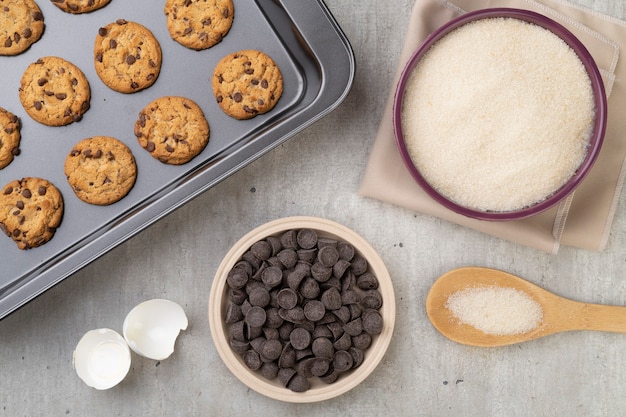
426,266,626,347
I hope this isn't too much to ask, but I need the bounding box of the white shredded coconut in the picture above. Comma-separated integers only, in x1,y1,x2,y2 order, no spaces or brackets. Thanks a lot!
446,286,543,336
401,17,595,212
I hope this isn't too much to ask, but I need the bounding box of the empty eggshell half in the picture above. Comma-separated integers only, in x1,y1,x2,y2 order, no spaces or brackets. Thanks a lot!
73,328,132,390
122,299,188,360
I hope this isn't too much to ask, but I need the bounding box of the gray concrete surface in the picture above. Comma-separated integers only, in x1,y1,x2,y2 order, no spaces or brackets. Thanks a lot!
1,0,625,415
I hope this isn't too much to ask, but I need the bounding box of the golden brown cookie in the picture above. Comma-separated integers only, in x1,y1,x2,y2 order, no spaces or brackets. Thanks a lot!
0,107,21,169
94,19,162,94
64,136,137,205
0,0,45,56
50,0,111,14
134,96,210,165
0,177,63,250
164,0,233,50
19,56,91,126
212,49,283,120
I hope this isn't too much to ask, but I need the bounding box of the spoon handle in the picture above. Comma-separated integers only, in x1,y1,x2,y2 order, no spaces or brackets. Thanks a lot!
565,301,626,333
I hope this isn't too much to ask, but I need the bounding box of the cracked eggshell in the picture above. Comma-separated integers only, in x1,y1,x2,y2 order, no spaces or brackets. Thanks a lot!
73,328,131,390
122,299,188,360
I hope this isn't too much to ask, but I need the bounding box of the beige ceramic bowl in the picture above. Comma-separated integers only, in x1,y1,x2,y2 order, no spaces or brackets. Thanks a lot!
209,216,395,403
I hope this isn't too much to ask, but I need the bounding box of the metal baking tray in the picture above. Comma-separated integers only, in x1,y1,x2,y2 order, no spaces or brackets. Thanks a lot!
0,0,355,319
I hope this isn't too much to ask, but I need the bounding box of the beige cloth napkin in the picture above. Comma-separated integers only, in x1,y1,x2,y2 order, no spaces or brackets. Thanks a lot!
359,0,626,253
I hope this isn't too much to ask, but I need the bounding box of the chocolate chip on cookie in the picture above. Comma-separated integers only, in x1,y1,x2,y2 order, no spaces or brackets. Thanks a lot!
164,0,234,50
19,56,91,126
134,96,210,165
0,177,64,249
0,107,21,169
94,19,162,93
212,49,283,120
0,0,45,56
64,136,137,205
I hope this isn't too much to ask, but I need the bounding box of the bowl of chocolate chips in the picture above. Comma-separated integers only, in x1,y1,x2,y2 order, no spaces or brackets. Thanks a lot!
209,216,395,403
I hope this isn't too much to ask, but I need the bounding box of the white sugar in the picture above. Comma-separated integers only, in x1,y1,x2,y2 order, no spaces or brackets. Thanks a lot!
401,17,595,212
446,286,543,336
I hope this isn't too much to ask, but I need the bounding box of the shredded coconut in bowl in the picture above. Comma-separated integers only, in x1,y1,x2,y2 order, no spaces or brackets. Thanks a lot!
401,17,595,212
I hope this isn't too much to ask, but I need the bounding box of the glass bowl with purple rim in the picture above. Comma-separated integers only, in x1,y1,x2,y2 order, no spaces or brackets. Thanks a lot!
393,8,607,221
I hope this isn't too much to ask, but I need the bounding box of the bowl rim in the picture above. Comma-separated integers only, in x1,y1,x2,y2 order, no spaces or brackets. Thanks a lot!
392,7,608,221
208,216,396,403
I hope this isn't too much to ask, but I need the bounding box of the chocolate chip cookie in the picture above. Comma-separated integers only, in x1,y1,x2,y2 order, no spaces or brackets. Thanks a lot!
64,136,137,205
19,56,91,126
0,107,21,169
164,0,234,50
50,0,111,14
0,177,63,250
212,49,283,120
94,19,162,93
0,0,45,56
135,96,210,165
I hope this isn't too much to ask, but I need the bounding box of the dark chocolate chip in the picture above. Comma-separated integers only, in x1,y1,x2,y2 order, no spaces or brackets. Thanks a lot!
362,309,383,335
318,246,339,268
333,350,353,372
248,287,270,308
261,339,282,361
245,306,267,328
357,272,379,290
352,332,372,350
276,248,297,269
349,347,365,368
261,266,283,289
280,229,298,249
337,242,355,261
303,300,325,322
333,259,351,279
265,235,283,256
289,327,311,350
250,240,272,261
286,374,310,393
243,350,262,370
350,254,368,275
311,337,334,359
343,318,363,336
226,268,248,289
361,290,383,310
296,229,317,249
300,277,320,300
321,287,342,311
260,361,279,379
277,367,296,387
277,288,298,310
333,332,352,351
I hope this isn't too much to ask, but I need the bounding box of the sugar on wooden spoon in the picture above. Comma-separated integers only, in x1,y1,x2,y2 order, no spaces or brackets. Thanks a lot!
426,267,626,347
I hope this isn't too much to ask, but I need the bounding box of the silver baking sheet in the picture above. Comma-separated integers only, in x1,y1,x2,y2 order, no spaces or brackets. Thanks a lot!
0,0,355,319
